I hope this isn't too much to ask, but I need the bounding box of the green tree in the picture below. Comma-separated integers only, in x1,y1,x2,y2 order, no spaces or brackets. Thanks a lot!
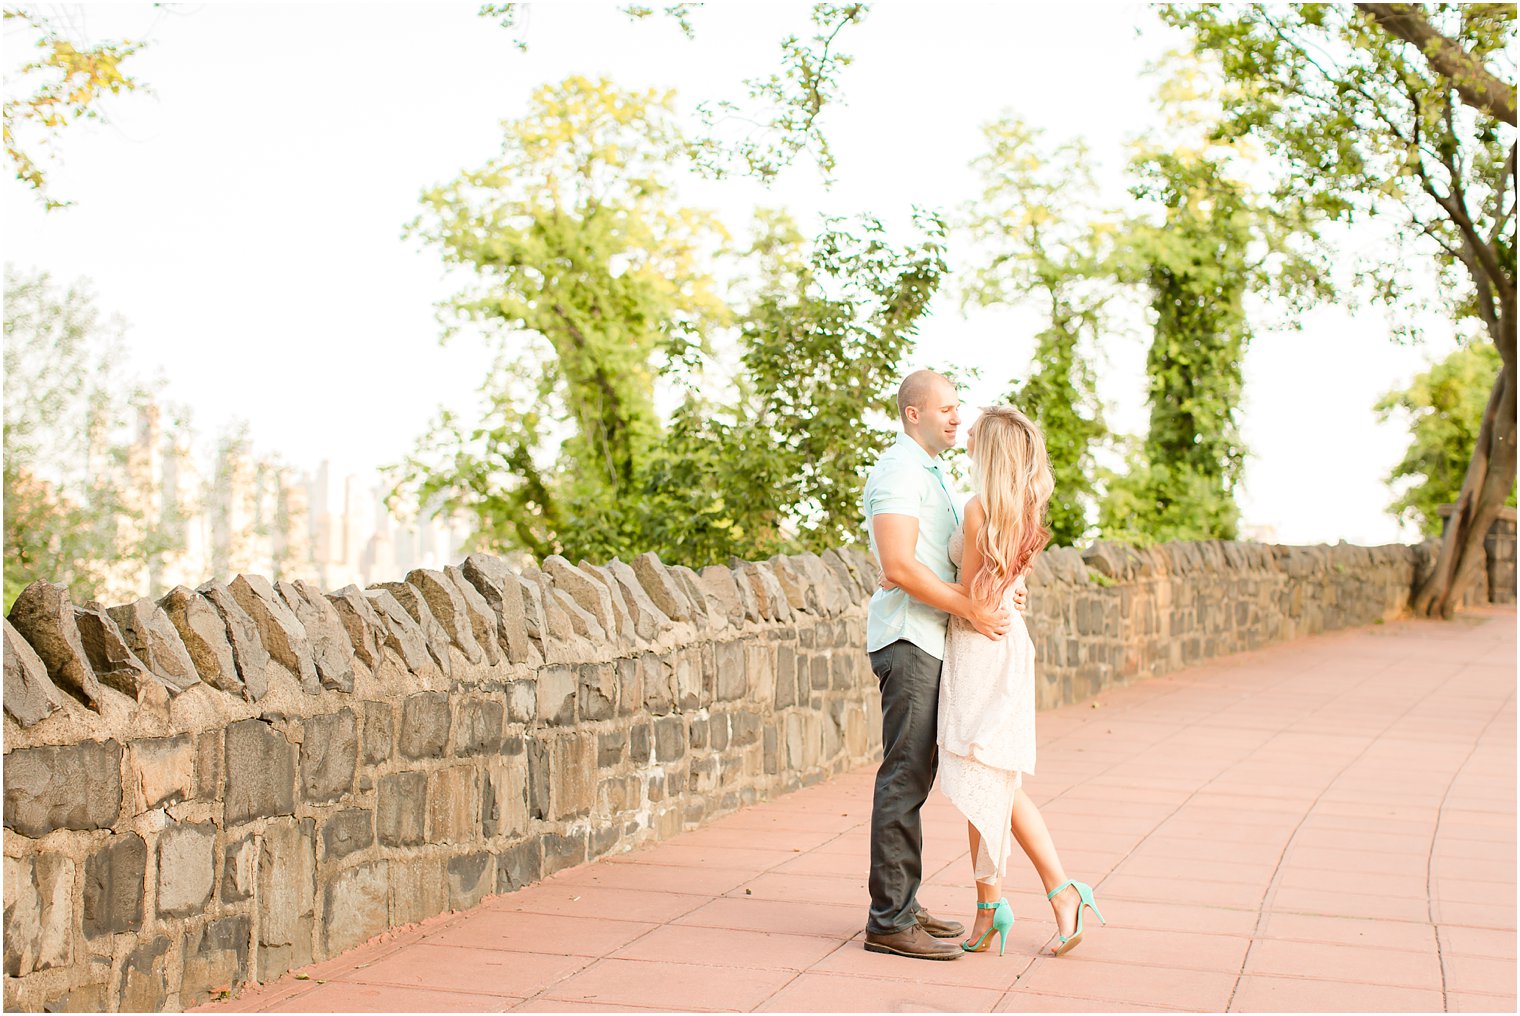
4,6,147,208
1377,341,1517,535
1159,4,1516,614
961,117,1111,545
391,77,945,567
2,267,181,609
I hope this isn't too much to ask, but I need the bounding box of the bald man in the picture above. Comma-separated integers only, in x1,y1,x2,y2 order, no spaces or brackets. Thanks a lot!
860,370,1019,960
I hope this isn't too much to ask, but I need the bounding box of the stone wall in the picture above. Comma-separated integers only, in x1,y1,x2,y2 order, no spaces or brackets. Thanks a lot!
3,538,1446,1011
1438,505,1517,606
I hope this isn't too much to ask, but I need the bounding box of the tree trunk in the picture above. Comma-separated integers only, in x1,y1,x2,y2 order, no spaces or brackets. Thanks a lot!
1411,351,1517,618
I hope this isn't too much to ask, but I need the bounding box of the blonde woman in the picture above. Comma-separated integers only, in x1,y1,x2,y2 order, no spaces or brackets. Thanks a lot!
897,405,1104,958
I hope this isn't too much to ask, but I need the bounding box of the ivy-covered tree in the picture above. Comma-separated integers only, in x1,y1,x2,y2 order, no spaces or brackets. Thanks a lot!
961,117,1110,545
391,77,944,567
1377,341,1517,535
1159,4,1515,614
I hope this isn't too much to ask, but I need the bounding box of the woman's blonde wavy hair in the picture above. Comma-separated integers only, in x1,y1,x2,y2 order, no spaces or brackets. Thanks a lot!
968,405,1054,608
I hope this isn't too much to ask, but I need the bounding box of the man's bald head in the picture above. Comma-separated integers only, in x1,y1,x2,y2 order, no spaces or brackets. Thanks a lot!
895,369,961,456
897,370,952,424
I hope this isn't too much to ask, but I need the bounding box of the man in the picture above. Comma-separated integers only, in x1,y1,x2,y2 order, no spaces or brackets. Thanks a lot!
860,369,1021,961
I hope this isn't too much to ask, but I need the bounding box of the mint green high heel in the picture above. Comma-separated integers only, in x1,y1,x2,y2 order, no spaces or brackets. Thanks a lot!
961,898,1015,955
1047,880,1105,956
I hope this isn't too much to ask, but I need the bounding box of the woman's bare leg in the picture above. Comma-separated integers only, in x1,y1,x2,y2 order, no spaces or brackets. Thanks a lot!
1008,787,1080,941
966,821,1002,942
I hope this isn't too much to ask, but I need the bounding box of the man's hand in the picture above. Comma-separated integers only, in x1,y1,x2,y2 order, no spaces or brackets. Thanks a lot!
1012,574,1029,614
969,600,1012,641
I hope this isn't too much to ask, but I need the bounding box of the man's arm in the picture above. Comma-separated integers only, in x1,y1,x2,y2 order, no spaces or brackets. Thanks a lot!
872,513,1010,640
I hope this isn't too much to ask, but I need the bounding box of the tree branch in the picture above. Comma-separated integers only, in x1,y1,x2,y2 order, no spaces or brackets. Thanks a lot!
1356,3,1517,125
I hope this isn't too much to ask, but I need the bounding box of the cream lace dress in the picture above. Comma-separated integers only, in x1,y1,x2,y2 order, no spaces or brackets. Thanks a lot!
938,524,1037,882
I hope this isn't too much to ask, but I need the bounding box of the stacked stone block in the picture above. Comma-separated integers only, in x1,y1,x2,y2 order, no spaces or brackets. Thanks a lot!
3,537,1450,1011
3,550,881,1012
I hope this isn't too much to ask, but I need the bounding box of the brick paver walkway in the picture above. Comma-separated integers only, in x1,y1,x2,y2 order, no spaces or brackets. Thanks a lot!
201,607,1515,1013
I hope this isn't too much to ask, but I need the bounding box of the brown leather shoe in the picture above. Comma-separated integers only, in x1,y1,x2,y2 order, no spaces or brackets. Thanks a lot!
915,907,966,939
864,923,964,960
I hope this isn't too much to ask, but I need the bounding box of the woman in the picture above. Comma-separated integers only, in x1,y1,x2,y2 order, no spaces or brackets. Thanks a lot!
897,405,1104,958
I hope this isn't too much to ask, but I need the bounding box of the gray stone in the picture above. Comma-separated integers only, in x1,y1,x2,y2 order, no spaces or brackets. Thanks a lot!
127,734,194,813
544,555,617,635
117,934,170,1012
406,568,487,665
278,579,355,691
428,764,481,843
195,729,222,801
4,740,121,837
323,862,388,956
40,962,111,1014
224,719,295,825
7,580,102,710
511,572,547,645
750,562,794,622
443,564,503,666
159,585,242,695
483,757,528,838
631,552,694,622
198,580,274,700
179,915,249,1006
301,709,357,802
106,598,200,694
578,662,616,720
230,574,320,693
819,549,861,605
577,560,637,640
362,700,394,763
537,666,577,725
715,639,746,700
606,557,674,639
156,822,215,916
325,585,385,669
547,582,606,642
461,554,538,665
654,715,686,762
615,656,641,716
670,565,716,627
453,698,503,755
73,601,167,708
370,581,456,677
4,853,73,976
322,808,374,860
377,772,426,846
221,834,256,902
793,553,851,615
766,556,810,613
362,588,436,674
699,566,746,625
542,830,588,876
83,832,145,937
548,734,596,820
448,852,493,910
3,617,60,727
640,652,674,715
259,817,316,976
399,691,451,759
725,565,763,622
495,839,541,893
387,855,448,927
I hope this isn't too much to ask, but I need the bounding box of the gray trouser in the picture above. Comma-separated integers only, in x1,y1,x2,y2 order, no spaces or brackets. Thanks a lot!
866,639,942,934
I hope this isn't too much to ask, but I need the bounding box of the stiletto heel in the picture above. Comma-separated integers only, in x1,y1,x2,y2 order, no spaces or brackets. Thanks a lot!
961,898,1015,954
1046,880,1105,956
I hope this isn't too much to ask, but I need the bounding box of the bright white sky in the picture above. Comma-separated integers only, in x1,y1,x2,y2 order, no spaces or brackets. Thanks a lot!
5,2,1458,546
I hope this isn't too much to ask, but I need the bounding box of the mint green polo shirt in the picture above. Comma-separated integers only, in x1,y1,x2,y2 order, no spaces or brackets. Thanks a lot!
862,432,962,659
